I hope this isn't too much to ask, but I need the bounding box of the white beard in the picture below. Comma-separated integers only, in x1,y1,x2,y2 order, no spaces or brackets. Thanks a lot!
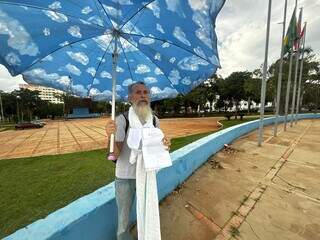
132,103,152,123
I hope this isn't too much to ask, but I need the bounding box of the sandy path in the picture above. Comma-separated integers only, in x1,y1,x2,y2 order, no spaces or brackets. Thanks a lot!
0,117,222,160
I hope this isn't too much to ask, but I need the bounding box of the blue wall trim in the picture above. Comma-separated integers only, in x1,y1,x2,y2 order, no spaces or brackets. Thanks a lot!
5,113,320,240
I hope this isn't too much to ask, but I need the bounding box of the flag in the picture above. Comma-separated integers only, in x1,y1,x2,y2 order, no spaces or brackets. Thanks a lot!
300,22,306,39
294,8,303,50
299,23,306,52
284,8,298,54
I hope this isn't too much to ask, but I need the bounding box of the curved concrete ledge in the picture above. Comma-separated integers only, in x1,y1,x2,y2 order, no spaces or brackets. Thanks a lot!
5,113,320,240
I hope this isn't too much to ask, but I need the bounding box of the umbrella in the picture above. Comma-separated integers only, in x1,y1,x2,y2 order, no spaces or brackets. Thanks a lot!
0,0,225,159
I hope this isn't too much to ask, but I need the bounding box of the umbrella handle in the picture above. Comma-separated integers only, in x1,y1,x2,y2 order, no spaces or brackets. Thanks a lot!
107,104,117,161
107,38,118,161
107,133,117,161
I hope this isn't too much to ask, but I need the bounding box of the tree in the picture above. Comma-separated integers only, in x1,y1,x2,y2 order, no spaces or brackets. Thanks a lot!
268,48,319,114
204,75,219,112
11,89,43,121
184,84,207,114
95,101,112,114
0,91,17,122
216,71,251,117
214,97,226,112
302,80,320,111
244,77,261,113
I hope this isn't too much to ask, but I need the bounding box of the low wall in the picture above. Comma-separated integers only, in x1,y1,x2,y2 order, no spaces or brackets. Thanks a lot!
5,113,320,240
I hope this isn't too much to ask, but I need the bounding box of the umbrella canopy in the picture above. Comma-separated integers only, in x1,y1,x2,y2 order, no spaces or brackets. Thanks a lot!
0,0,224,101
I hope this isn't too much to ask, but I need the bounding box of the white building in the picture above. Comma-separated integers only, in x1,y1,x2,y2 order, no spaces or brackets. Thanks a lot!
19,84,64,104
205,95,273,112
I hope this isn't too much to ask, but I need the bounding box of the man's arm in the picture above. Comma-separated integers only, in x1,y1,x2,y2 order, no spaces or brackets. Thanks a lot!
113,142,123,159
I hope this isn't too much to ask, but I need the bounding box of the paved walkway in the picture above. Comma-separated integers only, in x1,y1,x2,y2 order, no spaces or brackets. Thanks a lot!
0,117,222,160
158,119,320,240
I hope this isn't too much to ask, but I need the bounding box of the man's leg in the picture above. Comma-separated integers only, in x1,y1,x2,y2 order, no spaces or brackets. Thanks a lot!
115,178,136,240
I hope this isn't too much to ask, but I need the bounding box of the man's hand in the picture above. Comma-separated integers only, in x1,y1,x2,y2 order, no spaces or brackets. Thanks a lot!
106,120,116,138
106,120,123,158
162,136,171,151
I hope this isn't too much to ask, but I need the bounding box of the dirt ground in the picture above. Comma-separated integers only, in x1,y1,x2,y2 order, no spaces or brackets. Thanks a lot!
156,119,320,240
0,117,222,160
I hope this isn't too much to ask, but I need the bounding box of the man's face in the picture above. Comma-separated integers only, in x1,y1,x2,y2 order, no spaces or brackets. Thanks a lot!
129,84,150,106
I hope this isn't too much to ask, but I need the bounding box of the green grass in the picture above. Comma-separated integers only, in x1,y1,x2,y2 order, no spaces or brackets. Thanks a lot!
0,150,115,238
0,124,15,132
220,117,259,129
0,117,258,238
170,131,216,152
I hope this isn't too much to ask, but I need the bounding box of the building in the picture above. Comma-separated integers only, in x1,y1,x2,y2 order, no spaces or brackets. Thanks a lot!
19,84,64,104
205,95,273,112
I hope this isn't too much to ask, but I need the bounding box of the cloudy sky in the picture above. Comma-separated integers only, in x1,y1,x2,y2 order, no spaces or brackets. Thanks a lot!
0,0,319,92
215,0,320,77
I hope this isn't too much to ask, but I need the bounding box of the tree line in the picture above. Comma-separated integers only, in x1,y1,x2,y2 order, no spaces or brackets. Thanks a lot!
1,49,319,122
153,48,320,117
0,89,112,122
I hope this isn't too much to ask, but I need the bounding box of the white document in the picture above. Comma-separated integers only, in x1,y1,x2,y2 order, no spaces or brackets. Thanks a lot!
127,128,142,150
142,128,172,171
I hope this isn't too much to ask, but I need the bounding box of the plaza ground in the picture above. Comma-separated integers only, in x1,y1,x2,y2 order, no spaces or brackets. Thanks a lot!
154,119,320,240
0,117,222,160
3,117,317,240
1,117,260,238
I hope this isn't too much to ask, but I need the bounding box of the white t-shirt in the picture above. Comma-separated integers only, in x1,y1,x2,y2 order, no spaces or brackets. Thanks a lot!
115,114,160,179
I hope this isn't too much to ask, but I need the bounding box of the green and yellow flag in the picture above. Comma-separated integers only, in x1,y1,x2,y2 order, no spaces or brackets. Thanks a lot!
284,8,298,54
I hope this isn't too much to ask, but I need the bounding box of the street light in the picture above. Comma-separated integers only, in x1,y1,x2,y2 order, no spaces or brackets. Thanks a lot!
258,0,272,146
0,91,4,123
16,95,21,123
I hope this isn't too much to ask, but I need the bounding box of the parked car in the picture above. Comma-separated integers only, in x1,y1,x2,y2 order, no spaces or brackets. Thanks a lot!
31,120,46,127
15,122,44,130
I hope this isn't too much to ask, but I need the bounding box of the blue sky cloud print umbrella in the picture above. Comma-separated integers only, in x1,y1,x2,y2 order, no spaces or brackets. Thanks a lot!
0,0,225,158
0,0,224,101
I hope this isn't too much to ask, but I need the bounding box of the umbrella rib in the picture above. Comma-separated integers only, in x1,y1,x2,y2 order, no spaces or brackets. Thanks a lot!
123,33,212,64
0,1,105,29
87,36,115,97
124,6,147,36
92,0,107,25
119,0,157,31
21,33,108,75
118,39,135,83
95,0,116,29
121,37,176,89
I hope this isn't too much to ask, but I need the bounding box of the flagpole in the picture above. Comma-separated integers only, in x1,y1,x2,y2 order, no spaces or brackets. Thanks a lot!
290,8,303,127
284,49,293,131
283,2,298,131
258,0,272,147
273,0,288,137
289,50,299,127
295,22,307,123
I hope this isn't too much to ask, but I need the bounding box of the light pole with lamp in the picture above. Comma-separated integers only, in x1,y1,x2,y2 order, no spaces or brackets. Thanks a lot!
258,0,272,146
16,95,21,123
0,91,4,123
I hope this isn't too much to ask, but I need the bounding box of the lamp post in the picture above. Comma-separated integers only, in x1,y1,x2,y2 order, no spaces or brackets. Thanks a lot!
16,95,21,123
258,0,272,146
0,92,4,123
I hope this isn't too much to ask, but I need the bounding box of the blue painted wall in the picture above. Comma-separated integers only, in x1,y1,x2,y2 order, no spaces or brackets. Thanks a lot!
5,113,320,240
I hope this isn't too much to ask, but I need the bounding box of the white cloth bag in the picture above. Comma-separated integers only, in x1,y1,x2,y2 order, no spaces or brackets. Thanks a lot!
126,107,163,240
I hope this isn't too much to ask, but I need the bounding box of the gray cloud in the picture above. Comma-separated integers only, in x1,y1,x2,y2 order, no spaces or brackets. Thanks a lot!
216,0,320,77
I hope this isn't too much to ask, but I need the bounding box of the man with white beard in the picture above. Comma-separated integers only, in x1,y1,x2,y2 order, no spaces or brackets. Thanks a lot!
106,81,171,240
